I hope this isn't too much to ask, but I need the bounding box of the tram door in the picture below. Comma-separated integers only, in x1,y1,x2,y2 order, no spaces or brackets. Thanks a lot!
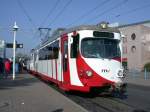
61,35,70,84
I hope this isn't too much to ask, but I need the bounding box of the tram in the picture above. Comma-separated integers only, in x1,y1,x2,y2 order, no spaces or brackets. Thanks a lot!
27,22,126,93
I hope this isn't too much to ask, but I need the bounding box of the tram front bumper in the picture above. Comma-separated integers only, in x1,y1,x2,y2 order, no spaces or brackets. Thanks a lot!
114,82,127,93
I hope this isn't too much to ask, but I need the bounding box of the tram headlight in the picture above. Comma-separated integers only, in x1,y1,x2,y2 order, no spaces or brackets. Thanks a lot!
86,70,93,77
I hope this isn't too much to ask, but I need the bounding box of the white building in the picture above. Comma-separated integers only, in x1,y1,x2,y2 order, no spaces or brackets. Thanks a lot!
0,40,5,58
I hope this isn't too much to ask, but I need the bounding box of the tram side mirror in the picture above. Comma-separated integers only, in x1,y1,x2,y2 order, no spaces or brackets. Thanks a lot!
71,34,79,58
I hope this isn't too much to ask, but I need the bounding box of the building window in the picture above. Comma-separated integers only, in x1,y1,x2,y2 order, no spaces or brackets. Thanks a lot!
131,33,136,40
131,46,136,53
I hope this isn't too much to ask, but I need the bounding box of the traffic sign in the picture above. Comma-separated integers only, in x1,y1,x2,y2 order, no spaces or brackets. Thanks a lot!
6,43,23,48
16,44,23,48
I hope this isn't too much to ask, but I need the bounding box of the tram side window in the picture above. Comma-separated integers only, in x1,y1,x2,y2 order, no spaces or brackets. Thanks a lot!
39,41,59,60
71,34,79,58
46,45,53,59
52,41,59,59
30,53,34,62
34,53,37,61
39,49,43,60
39,47,46,60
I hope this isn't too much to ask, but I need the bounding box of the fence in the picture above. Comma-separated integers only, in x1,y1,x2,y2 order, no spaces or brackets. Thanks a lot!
127,68,150,80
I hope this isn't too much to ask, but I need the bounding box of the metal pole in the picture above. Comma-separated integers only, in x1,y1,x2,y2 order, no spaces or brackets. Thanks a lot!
13,30,16,80
12,22,19,80
3,41,6,75
144,68,147,80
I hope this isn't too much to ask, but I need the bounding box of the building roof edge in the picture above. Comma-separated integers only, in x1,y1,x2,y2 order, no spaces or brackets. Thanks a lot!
118,20,150,28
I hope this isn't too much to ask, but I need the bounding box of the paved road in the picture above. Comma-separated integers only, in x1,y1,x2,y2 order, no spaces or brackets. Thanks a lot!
46,71,150,112
1,72,149,112
61,83,150,112
0,74,87,112
125,84,150,111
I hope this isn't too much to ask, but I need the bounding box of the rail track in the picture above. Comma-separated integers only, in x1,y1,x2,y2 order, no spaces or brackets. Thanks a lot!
40,78,148,112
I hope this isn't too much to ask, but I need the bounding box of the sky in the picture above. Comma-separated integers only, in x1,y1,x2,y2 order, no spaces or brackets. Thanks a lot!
0,0,150,57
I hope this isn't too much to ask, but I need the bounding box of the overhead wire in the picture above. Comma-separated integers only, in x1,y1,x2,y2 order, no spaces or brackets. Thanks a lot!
16,0,45,40
67,0,111,27
38,0,60,42
84,0,128,24
115,3,150,17
13,0,40,44
39,0,60,27
16,0,36,28
48,0,73,27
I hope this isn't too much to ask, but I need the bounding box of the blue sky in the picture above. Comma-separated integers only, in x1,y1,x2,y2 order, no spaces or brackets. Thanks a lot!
0,0,150,57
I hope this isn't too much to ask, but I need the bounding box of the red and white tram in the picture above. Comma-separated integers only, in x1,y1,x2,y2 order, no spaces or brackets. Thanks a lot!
27,22,126,92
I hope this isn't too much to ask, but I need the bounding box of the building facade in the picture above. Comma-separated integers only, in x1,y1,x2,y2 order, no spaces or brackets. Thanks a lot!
119,21,150,71
0,40,5,58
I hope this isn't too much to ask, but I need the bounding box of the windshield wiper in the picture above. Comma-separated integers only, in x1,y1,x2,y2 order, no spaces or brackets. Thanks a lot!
107,55,121,59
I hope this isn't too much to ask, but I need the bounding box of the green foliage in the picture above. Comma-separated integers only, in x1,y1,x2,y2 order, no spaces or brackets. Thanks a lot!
122,61,128,70
122,61,127,66
144,62,150,72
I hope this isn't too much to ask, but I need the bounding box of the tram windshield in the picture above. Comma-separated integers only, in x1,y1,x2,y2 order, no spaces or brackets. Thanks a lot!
81,38,121,59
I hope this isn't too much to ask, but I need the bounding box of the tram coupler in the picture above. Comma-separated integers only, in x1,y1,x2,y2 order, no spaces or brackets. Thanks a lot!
114,83,127,93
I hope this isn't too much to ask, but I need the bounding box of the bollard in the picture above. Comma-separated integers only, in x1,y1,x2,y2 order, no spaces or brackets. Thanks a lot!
144,68,147,80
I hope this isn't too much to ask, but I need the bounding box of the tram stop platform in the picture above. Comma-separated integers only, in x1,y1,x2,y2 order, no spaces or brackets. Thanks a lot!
0,73,87,112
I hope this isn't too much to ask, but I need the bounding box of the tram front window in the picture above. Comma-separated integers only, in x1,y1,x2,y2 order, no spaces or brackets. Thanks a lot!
81,38,121,59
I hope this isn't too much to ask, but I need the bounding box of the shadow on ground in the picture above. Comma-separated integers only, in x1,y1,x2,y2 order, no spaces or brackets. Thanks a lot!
0,73,39,90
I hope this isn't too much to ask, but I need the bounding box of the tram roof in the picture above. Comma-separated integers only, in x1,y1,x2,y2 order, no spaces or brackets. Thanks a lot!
48,25,119,42
32,24,120,52
62,25,120,34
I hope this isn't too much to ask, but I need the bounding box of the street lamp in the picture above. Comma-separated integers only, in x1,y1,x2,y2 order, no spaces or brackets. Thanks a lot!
13,22,19,80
